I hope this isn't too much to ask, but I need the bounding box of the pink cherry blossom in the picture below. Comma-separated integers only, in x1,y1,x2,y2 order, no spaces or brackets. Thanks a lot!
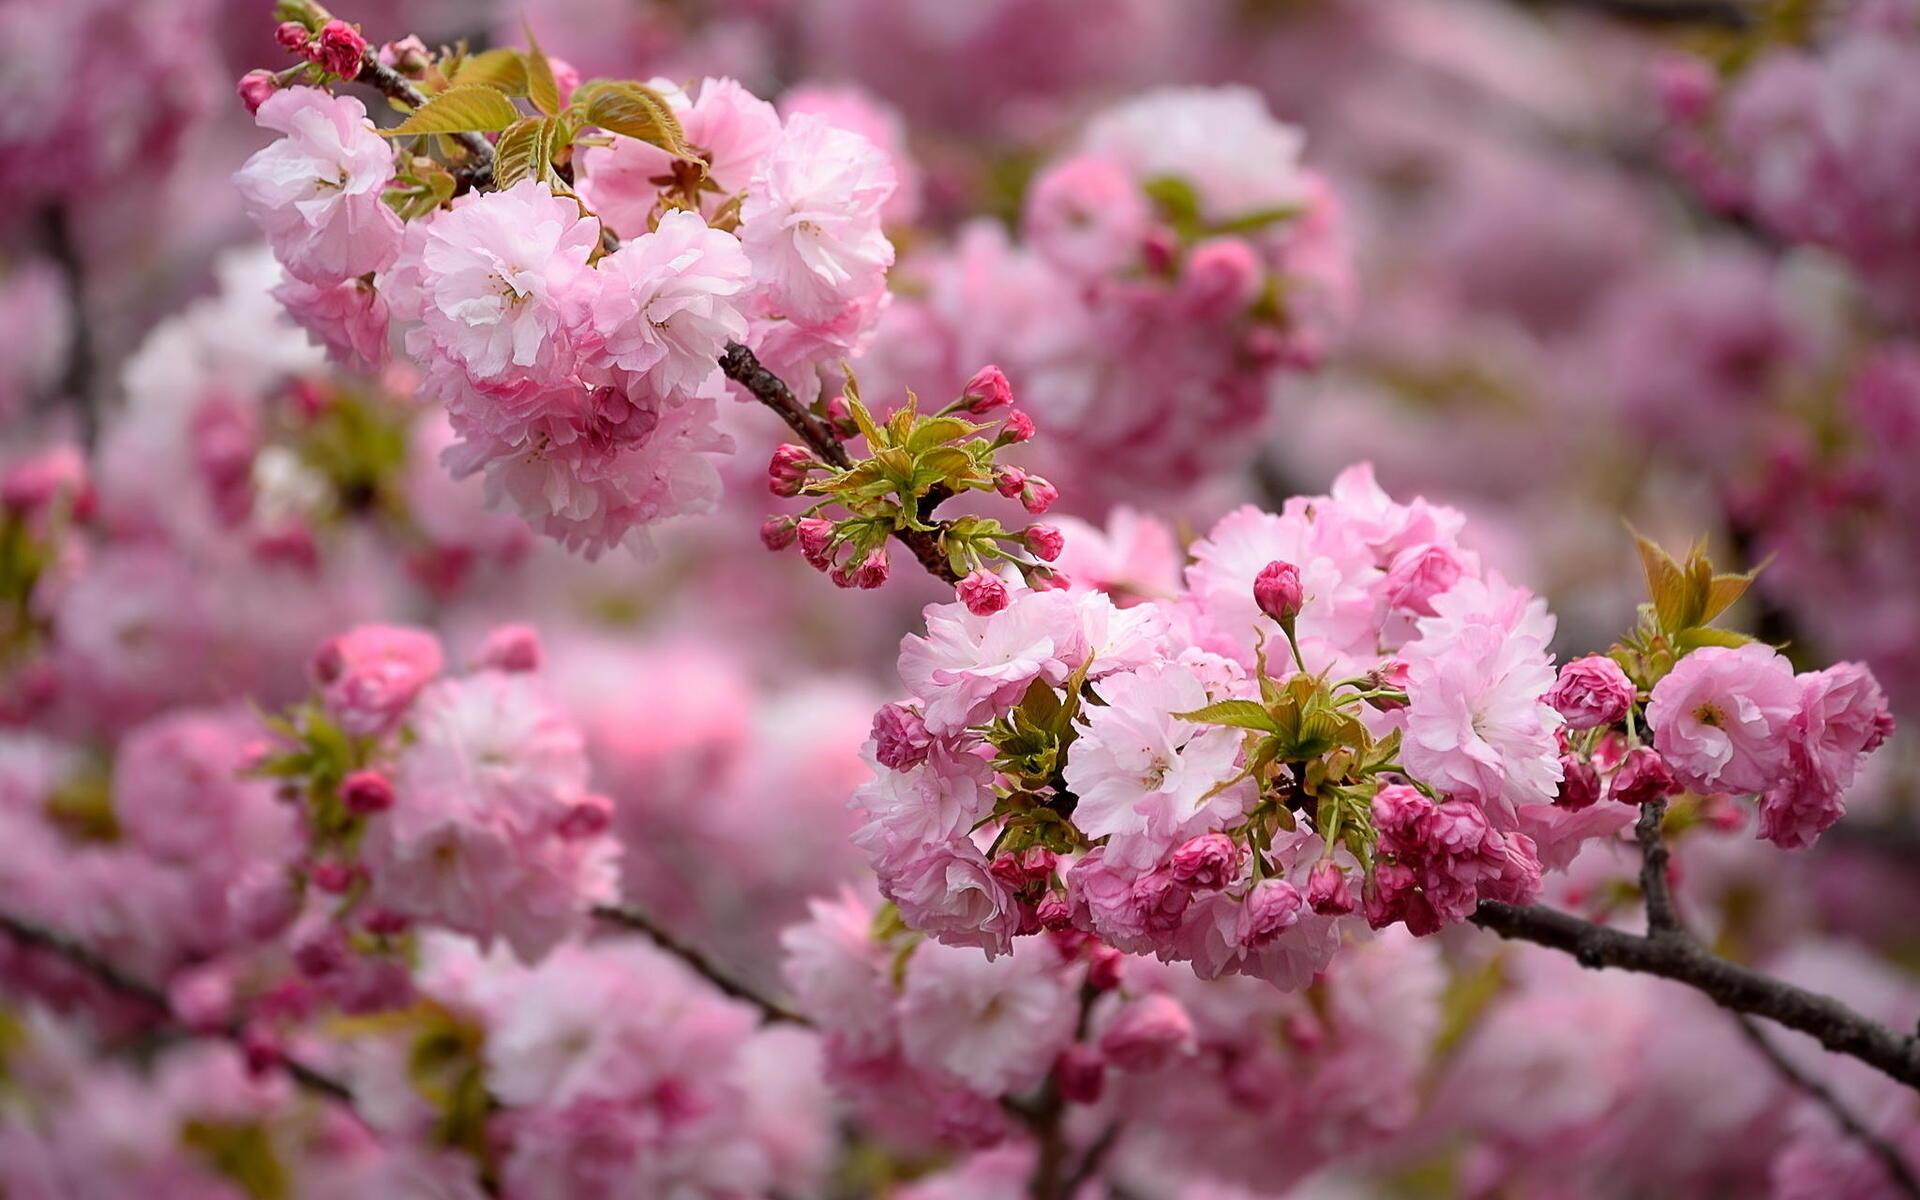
234,87,402,285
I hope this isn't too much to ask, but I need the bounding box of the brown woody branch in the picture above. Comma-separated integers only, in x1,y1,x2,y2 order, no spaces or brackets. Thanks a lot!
1470,901,1920,1089
591,903,807,1025
1735,1015,1920,1198
718,342,962,584
0,909,354,1103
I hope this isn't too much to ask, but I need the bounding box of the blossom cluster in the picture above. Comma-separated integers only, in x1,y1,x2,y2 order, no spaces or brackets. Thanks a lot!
235,50,902,558
857,85,1350,498
851,465,1891,984
255,623,619,976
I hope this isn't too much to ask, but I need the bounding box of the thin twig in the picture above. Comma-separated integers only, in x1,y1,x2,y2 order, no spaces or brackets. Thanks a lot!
1470,901,1920,1089
1735,1015,1920,1198
1636,798,1682,937
0,909,354,1103
1062,1121,1124,1196
718,342,961,584
38,204,98,446
591,903,807,1025
1528,0,1758,27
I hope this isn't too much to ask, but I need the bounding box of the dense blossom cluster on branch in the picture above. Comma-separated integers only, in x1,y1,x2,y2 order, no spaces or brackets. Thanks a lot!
2,0,1920,1198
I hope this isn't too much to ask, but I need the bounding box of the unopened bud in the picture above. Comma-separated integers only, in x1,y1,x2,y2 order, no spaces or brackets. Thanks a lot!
1254,560,1304,623
340,769,394,815
312,19,367,80
960,365,1013,415
956,569,1009,616
1000,409,1036,444
237,69,279,114
1024,524,1064,562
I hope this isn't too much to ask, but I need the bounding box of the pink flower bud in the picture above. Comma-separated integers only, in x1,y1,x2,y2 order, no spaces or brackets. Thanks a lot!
1610,747,1678,806
169,966,235,1032
1382,544,1465,617
473,624,543,674
823,395,855,437
1307,859,1356,915
760,516,798,551
993,466,1028,498
990,846,1058,891
2,445,89,515
1181,236,1263,317
241,1025,283,1079
1547,655,1637,730
1100,993,1195,1071
362,907,410,936
340,769,394,815
237,69,279,114
1168,832,1238,891
1142,225,1179,274
852,547,891,589
1054,1045,1106,1104
1021,477,1058,515
1654,55,1717,122
1024,524,1064,562
956,570,1010,615
274,21,311,51
311,625,444,738
559,795,613,839
1236,879,1304,948
872,703,933,771
768,444,815,497
1036,891,1074,931
1001,409,1036,443
1086,943,1124,991
960,365,1014,415
1555,758,1602,810
378,35,430,75
796,518,834,570
1254,560,1304,623
312,19,367,80
309,859,359,894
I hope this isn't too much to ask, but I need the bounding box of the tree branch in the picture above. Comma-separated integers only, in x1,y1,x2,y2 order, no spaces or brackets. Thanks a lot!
591,903,807,1026
1636,798,1682,937
1525,0,1758,27
1735,1015,1920,1198
0,909,354,1103
1470,901,1920,1089
718,342,961,584
38,204,98,445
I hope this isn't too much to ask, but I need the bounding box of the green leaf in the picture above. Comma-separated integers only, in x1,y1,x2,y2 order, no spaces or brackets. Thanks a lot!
181,1121,289,1200
1674,626,1756,651
522,21,561,116
575,80,687,155
382,84,520,137
842,394,887,448
906,416,978,453
491,116,569,189
1633,530,1697,633
1209,204,1301,235
451,48,527,94
1700,568,1761,625
1142,175,1202,228
1174,699,1280,733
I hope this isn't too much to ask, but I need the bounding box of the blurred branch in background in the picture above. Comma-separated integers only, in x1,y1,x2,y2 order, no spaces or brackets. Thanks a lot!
35,204,97,447
1735,1014,1920,1197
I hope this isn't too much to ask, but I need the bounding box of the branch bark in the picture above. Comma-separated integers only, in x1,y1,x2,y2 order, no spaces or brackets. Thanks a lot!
1636,798,1682,936
1470,901,1920,1089
591,903,807,1026
718,341,961,584
0,909,354,1103
1735,1015,1920,1198
38,204,99,445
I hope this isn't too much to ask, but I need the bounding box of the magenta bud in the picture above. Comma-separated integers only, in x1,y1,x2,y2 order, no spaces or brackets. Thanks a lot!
1054,1045,1106,1104
237,69,279,114
1024,524,1064,562
1169,832,1238,891
1610,746,1678,806
960,364,1013,415
1254,559,1304,623
1001,409,1036,444
1306,860,1355,916
956,569,1010,616
274,21,311,51
1021,478,1059,515
340,769,394,815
